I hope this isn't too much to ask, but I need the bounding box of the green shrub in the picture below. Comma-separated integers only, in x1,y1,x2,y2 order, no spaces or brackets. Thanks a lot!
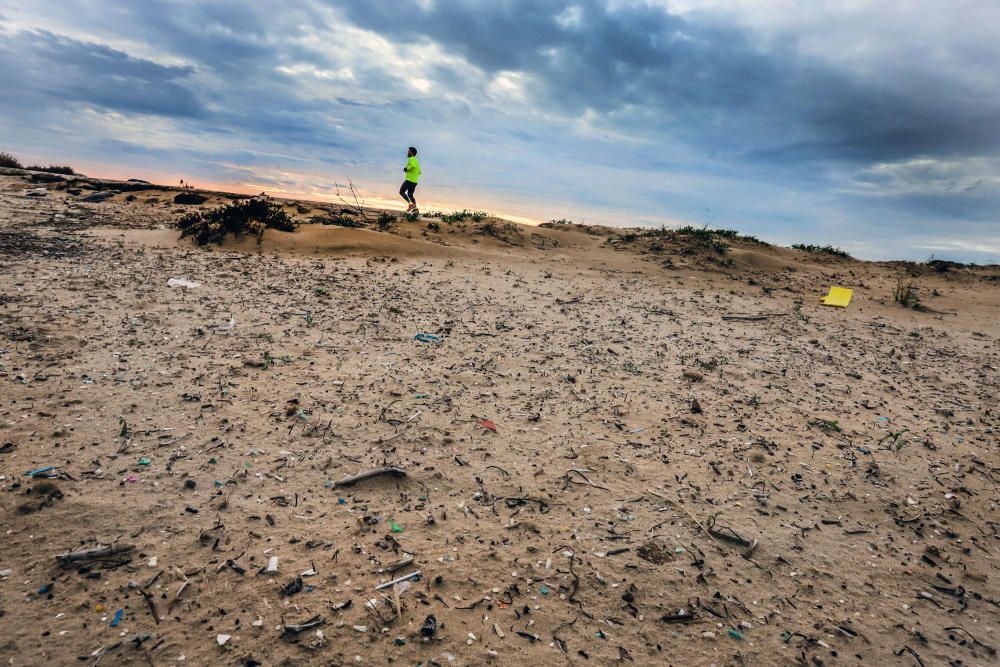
316,213,363,228
477,219,520,242
177,198,297,245
675,225,730,253
0,152,23,168
893,277,920,308
28,164,74,175
441,209,471,224
792,243,851,258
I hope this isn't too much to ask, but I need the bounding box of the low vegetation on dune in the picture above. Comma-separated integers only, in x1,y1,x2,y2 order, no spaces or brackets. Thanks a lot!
177,197,297,245
792,243,851,258
31,164,75,175
428,209,489,224
610,225,752,256
0,152,22,168
313,211,365,228
893,276,922,309
0,151,75,174
476,218,522,244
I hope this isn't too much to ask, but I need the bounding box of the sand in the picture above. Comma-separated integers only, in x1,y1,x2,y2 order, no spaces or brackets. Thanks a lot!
0,170,997,666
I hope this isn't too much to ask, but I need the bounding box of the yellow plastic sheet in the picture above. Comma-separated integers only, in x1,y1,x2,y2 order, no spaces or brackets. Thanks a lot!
820,286,853,308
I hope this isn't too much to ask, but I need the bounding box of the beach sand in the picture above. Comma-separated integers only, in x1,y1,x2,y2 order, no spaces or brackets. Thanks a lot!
0,170,997,665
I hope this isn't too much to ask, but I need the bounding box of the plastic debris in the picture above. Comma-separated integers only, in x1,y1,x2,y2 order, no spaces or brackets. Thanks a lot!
374,570,422,591
819,285,853,308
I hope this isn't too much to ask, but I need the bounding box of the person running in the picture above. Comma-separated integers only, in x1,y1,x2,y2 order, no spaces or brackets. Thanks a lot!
399,146,421,213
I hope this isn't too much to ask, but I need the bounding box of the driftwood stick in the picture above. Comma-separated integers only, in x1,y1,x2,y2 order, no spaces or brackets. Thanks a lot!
721,312,789,321
55,544,135,565
140,589,160,625
661,499,728,554
563,468,611,492
335,467,407,488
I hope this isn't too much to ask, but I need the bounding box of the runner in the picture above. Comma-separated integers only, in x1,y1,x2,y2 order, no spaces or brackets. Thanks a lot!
399,146,421,214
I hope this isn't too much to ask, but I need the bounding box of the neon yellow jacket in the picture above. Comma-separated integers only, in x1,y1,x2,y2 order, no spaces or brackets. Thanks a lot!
404,156,421,183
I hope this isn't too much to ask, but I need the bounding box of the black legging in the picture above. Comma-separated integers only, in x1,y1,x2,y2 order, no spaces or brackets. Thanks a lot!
399,180,417,205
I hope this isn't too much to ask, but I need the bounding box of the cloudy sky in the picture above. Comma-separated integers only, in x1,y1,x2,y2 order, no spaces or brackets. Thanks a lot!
1,1,998,262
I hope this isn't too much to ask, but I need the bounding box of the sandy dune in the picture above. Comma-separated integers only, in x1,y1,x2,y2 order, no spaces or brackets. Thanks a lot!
0,171,997,666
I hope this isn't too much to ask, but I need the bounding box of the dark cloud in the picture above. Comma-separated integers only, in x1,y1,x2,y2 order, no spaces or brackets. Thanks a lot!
0,29,203,117
334,0,1000,163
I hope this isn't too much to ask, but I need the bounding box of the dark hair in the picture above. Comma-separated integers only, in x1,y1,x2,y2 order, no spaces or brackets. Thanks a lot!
408,146,417,155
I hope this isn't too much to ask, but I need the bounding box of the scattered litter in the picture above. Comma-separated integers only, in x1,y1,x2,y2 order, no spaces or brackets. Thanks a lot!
820,285,853,308
281,577,303,597
3,183,995,666
420,615,437,638
374,570,422,591
334,467,407,488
